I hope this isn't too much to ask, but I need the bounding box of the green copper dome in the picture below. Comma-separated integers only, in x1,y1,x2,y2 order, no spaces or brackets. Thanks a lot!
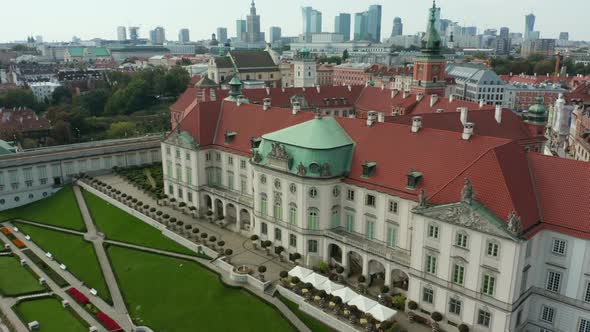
254,117,355,178
421,1,442,55
525,96,548,125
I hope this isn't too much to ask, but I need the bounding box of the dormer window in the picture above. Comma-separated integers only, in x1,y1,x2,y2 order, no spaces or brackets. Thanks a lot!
362,161,377,178
406,171,423,190
225,131,237,144
250,137,262,149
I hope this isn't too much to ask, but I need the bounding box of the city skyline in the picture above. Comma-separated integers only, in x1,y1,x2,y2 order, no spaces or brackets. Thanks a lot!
3,0,589,43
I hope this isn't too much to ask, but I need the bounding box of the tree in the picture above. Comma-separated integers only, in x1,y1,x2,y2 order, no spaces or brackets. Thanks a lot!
79,89,110,116
0,89,41,110
106,122,136,139
342,49,349,61
51,86,72,105
50,120,73,144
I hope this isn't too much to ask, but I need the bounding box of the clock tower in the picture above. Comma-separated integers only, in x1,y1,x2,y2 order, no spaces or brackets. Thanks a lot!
411,1,447,96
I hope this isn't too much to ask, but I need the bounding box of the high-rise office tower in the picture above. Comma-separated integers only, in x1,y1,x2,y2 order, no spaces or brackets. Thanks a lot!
391,17,403,37
129,27,139,41
334,13,351,41
559,32,569,40
354,12,368,41
236,20,247,41
302,6,322,34
269,27,282,43
524,13,535,40
245,1,263,43
500,27,510,39
117,26,127,41
178,29,190,43
217,27,228,43
366,5,382,42
150,27,165,45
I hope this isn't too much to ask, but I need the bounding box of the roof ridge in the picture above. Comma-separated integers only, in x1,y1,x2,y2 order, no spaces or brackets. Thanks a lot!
212,100,227,144
525,151,544,227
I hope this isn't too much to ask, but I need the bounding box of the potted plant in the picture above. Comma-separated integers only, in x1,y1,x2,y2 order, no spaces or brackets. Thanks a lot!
224,249,233,263
275,246,285,262
290,252,302,265
258,265,267,281
250,235,259,250
431,312,443,331
192,228,200,241
458,323,470,332
263,240,272,256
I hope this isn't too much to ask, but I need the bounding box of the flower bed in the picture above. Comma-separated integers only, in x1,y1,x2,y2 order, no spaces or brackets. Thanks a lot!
67,287,90,305
96,312,122,332
12,239,25,248
1,227,13,236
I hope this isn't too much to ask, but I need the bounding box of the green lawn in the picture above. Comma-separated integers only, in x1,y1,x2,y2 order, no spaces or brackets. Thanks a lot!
0,239,7,252
0,187,85,231
108,245,296,332
277,294,336,332
14,298,88,332
14,223,111,303
0,257,45,296
83,190,194,255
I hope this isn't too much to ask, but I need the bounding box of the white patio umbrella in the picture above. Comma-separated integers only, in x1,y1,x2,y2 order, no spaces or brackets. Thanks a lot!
347,295,379,312
302,273,329,288
367,304,397,322
288,266,313,279
331,287,359,303
315,280,344,294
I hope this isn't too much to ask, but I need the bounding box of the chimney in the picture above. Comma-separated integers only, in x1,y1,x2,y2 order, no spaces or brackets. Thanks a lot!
347,85,352,92
348,112,356,119
281,87,285,93
391,89,399,98
292,101,301,115
430,94,439,107
449,94,454,103
416,93,424,102
265,87,270,95
462,122,475,140
479,100,485,108
459,107,469,125
495,105,502,124
316,85,321,93
366,111,377,127
263,98,271,111
377,112,385,123
381,84,385,91
411,116,423,133
237,95,244,106
402,90,409,99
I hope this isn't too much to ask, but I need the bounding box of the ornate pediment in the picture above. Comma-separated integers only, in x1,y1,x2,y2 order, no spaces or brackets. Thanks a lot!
414,202,518,239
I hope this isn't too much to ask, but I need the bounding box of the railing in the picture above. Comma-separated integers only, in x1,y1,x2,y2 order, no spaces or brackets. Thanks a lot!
325,227,411,267
254,212,325,236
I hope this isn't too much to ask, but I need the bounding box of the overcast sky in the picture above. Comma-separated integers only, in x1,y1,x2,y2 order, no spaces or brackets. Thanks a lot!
5,0,589,43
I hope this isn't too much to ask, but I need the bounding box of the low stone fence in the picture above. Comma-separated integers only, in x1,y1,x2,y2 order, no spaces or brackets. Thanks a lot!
276,285,360,332
78,181,218,258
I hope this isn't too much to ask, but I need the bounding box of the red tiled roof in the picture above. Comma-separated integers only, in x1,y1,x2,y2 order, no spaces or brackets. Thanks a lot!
528,154,590,238
385,109,538,141
355,86,494,115
239,86,364,109
178,100,222,146
170,88,199,113
189,75,203,86
0,107,50,132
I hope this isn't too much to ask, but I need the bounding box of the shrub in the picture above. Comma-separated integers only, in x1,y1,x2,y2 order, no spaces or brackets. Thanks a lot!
179,202,186,207
200,233,208,239
291,277,300,284
336,266,344,274
392,295,406,310
209,236,217,242
431,312,443,322
217,241,225,247
150,208,156,213
224,249,233,256
407,301,418,310
258,266,267,273
192,228,200,234
163,214,170,219
279,271,288,279
170,217,177,223
250,235,259,241
358,275,366,283
263,240,272,247
318,261,328,273
176,221,184,227
185,224,192,230
381,286,390,294
458,324,470,332
156,211,163,216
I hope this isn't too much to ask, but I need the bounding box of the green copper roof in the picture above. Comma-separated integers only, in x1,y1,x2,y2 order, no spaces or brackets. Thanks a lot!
256,117,355,178
262,117,354,149
525,96,548,125
421,1,442,55
0,140,16,155
68,47,85,57
94,48,110,56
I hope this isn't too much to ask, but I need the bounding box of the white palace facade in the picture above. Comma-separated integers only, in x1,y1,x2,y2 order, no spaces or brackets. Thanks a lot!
161,74,590,332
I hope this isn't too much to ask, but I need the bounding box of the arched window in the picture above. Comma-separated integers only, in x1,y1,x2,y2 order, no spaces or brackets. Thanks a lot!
307,208,319,230
330,206,340,228
274,197,282,221
289,203,297,225
260,193,268,217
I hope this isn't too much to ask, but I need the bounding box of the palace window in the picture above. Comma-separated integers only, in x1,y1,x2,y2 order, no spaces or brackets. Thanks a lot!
386,226,397,248
260,194,268,216
365,194,376,207
289,204,297,225
261,222,267,235
365,220,375,240
540,306,555,323
346,214,354,233
449,298,462,316
482,274,496,296
425,255,437,274
346,189,355,201
452,264,465,285
552,239,567,255
477,309,491,327
455,232,468,248
486,240,500,257
240,159,247,169
427,224,439,239
289,234,297,247
546,271,562,293
580,319,590,332
309,187,318,199
388,200,399,214
422,287,433,304
584,282,590,303
274,228,282,241
308,240,318,253
307,209,319,230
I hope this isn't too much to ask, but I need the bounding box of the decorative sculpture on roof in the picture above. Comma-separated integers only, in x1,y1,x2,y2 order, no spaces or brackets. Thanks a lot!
252,150,262,163
269,142,290,161
507,211,522,235
321,163,331,177
297,162,307,176
461,178,475,205
418,189,428,208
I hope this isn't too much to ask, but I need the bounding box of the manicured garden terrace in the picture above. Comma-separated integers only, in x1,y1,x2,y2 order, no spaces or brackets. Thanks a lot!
0,256,46,296
14,297,88,332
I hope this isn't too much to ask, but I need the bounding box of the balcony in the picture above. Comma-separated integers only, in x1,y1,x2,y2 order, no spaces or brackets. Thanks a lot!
255,212,324,237
325,227,411,267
